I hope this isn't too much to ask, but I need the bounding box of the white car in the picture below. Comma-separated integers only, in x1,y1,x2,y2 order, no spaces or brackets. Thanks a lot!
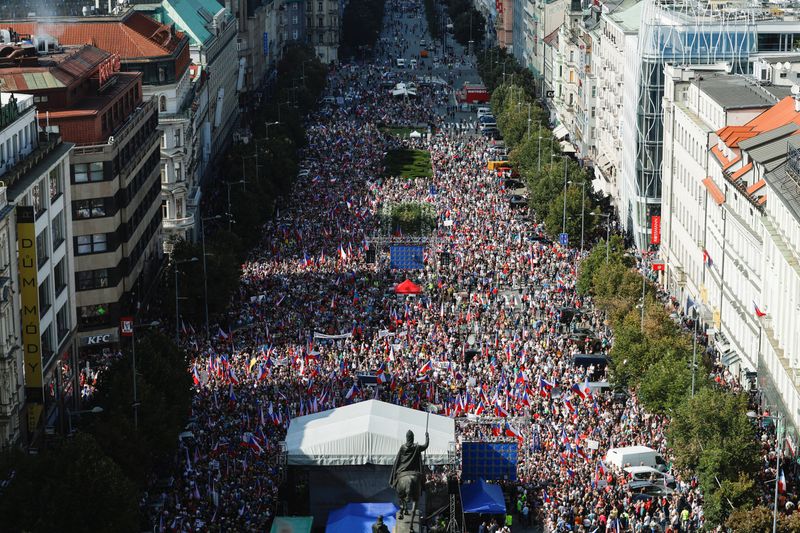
396,58,406,68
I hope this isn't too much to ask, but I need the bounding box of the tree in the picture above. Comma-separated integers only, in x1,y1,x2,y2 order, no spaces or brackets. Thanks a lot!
0,433,139,532
668,388,760,493
542,185,596,243
704,474,758,526
576,235,630,295
637,352,695,415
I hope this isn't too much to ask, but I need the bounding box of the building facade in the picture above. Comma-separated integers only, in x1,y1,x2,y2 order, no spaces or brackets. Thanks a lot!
0,44,163,363
306,0,340,63
592,0,640,200
0,91,77,446
158,0,240,169
2,12,198,250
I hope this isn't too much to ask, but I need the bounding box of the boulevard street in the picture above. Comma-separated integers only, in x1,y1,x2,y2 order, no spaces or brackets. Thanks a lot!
157,2,705,531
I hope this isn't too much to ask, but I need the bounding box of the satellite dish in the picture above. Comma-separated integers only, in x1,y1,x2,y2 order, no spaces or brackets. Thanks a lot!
792,85,800,95
775,63,784,71
107,136,115,144
784,62,792,70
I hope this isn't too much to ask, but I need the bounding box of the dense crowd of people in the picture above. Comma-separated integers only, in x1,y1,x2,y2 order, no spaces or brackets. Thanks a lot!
150,2,719,532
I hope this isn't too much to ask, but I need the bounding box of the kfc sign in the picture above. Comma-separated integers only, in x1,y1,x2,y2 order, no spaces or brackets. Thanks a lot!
98,54,121,87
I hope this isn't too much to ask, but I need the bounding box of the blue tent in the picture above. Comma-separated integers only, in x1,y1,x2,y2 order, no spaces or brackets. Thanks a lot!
461,479,506,514
325,502,398,533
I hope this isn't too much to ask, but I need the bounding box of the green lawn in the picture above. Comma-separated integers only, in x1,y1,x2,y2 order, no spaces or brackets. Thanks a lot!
379,126,418,138
383,149,432,179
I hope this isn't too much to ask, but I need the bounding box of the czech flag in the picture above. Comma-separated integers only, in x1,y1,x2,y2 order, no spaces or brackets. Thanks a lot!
241,432,264,454
753,301,767,318
191,364,201,386
539,377,554,397
417,360,432,375
570,382,586,400
376,363,388,384
779,469,786,493
345,383,359,400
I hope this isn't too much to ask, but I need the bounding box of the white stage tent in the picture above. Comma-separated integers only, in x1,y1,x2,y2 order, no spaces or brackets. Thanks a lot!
286,400,455,466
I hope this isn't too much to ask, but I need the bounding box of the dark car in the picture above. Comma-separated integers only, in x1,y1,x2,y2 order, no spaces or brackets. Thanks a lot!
503,179,525,190
509,195,527,208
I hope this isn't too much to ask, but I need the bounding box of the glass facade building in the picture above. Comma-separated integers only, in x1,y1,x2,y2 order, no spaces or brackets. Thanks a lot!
621,0,798,248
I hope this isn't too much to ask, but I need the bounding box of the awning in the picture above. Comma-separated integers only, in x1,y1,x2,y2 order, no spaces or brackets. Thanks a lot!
596,153,612,172
270,516,313,533
325,503,398,533
553,124,569,140
702,177,726,205
395,279,422,294
461,479,506,514
560,140,577,154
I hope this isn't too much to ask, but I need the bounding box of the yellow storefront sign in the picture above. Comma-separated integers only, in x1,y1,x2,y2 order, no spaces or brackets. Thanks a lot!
17,206,42,434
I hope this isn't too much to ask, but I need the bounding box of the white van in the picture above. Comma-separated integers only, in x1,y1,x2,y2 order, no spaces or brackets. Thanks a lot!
477,107,491,118
605,445,668,471
410,59,417,69
396,58,406,68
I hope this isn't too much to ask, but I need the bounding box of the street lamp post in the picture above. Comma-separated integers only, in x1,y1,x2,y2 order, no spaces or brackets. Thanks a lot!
200,215,223,340
747,411,784,533
561,156,569,235
174,257,199,343
264,120,280,140
225,180,247,232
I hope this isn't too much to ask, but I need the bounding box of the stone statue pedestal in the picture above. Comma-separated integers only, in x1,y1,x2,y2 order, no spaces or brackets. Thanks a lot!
394,509,423,533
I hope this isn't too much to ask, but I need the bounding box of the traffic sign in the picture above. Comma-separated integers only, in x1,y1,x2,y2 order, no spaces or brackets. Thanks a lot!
559,233,569,246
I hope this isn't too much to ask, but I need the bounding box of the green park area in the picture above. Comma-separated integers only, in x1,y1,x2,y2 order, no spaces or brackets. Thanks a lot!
383,148,432,179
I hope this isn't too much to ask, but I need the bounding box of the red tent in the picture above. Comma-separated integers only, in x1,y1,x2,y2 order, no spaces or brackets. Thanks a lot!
394,279,422,294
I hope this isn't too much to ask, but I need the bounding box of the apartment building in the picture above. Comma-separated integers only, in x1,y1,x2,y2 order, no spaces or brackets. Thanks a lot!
157,0,239,167
0,91,77,445
591,0,639,199
550,0,596,163
307,0,340,63
282,0,307,45
0,44,163,362
512,0,565,85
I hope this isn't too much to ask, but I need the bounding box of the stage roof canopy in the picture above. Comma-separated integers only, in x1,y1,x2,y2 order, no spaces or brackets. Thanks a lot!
270,516,313,533
394,279,422,294
286,400,455,466
461,479,507,514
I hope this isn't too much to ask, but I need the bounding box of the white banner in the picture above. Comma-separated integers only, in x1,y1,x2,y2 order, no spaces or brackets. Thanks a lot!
313,332,353,340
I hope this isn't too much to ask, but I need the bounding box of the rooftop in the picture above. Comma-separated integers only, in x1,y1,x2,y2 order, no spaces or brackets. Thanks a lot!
2,11,186,58
0,45,109,91
767,137,800,222
607,0,645,33
696,75,788,110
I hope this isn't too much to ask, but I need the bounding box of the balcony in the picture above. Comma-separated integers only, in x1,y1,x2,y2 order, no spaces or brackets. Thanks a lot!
1,132,61,189
163,213,196,231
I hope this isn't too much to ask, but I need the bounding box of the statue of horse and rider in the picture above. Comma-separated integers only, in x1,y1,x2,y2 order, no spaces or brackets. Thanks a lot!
389,429,429,524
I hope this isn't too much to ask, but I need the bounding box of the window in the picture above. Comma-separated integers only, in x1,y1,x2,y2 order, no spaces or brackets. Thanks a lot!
161,133,167,149
39,276,51,316
161,200,169,220
292,30,299,40
54,258,66,295
78,304,110,327
318,32,324,44
76,233,107,255
76,269,110,291
73,199,107,220
292,1,297,8
73,162,103,183
42,324,53,356
174,162,182,182
160,163,167,183
159,95,167,112
36,230,48,268
158,66,166,83
56,304,69,341
318,2,322,10
318,15,323,27
49,165,62,201
52,212,64,249
293,15,298,24
174,128,182,147
32,182,45,215
176,198,184,219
